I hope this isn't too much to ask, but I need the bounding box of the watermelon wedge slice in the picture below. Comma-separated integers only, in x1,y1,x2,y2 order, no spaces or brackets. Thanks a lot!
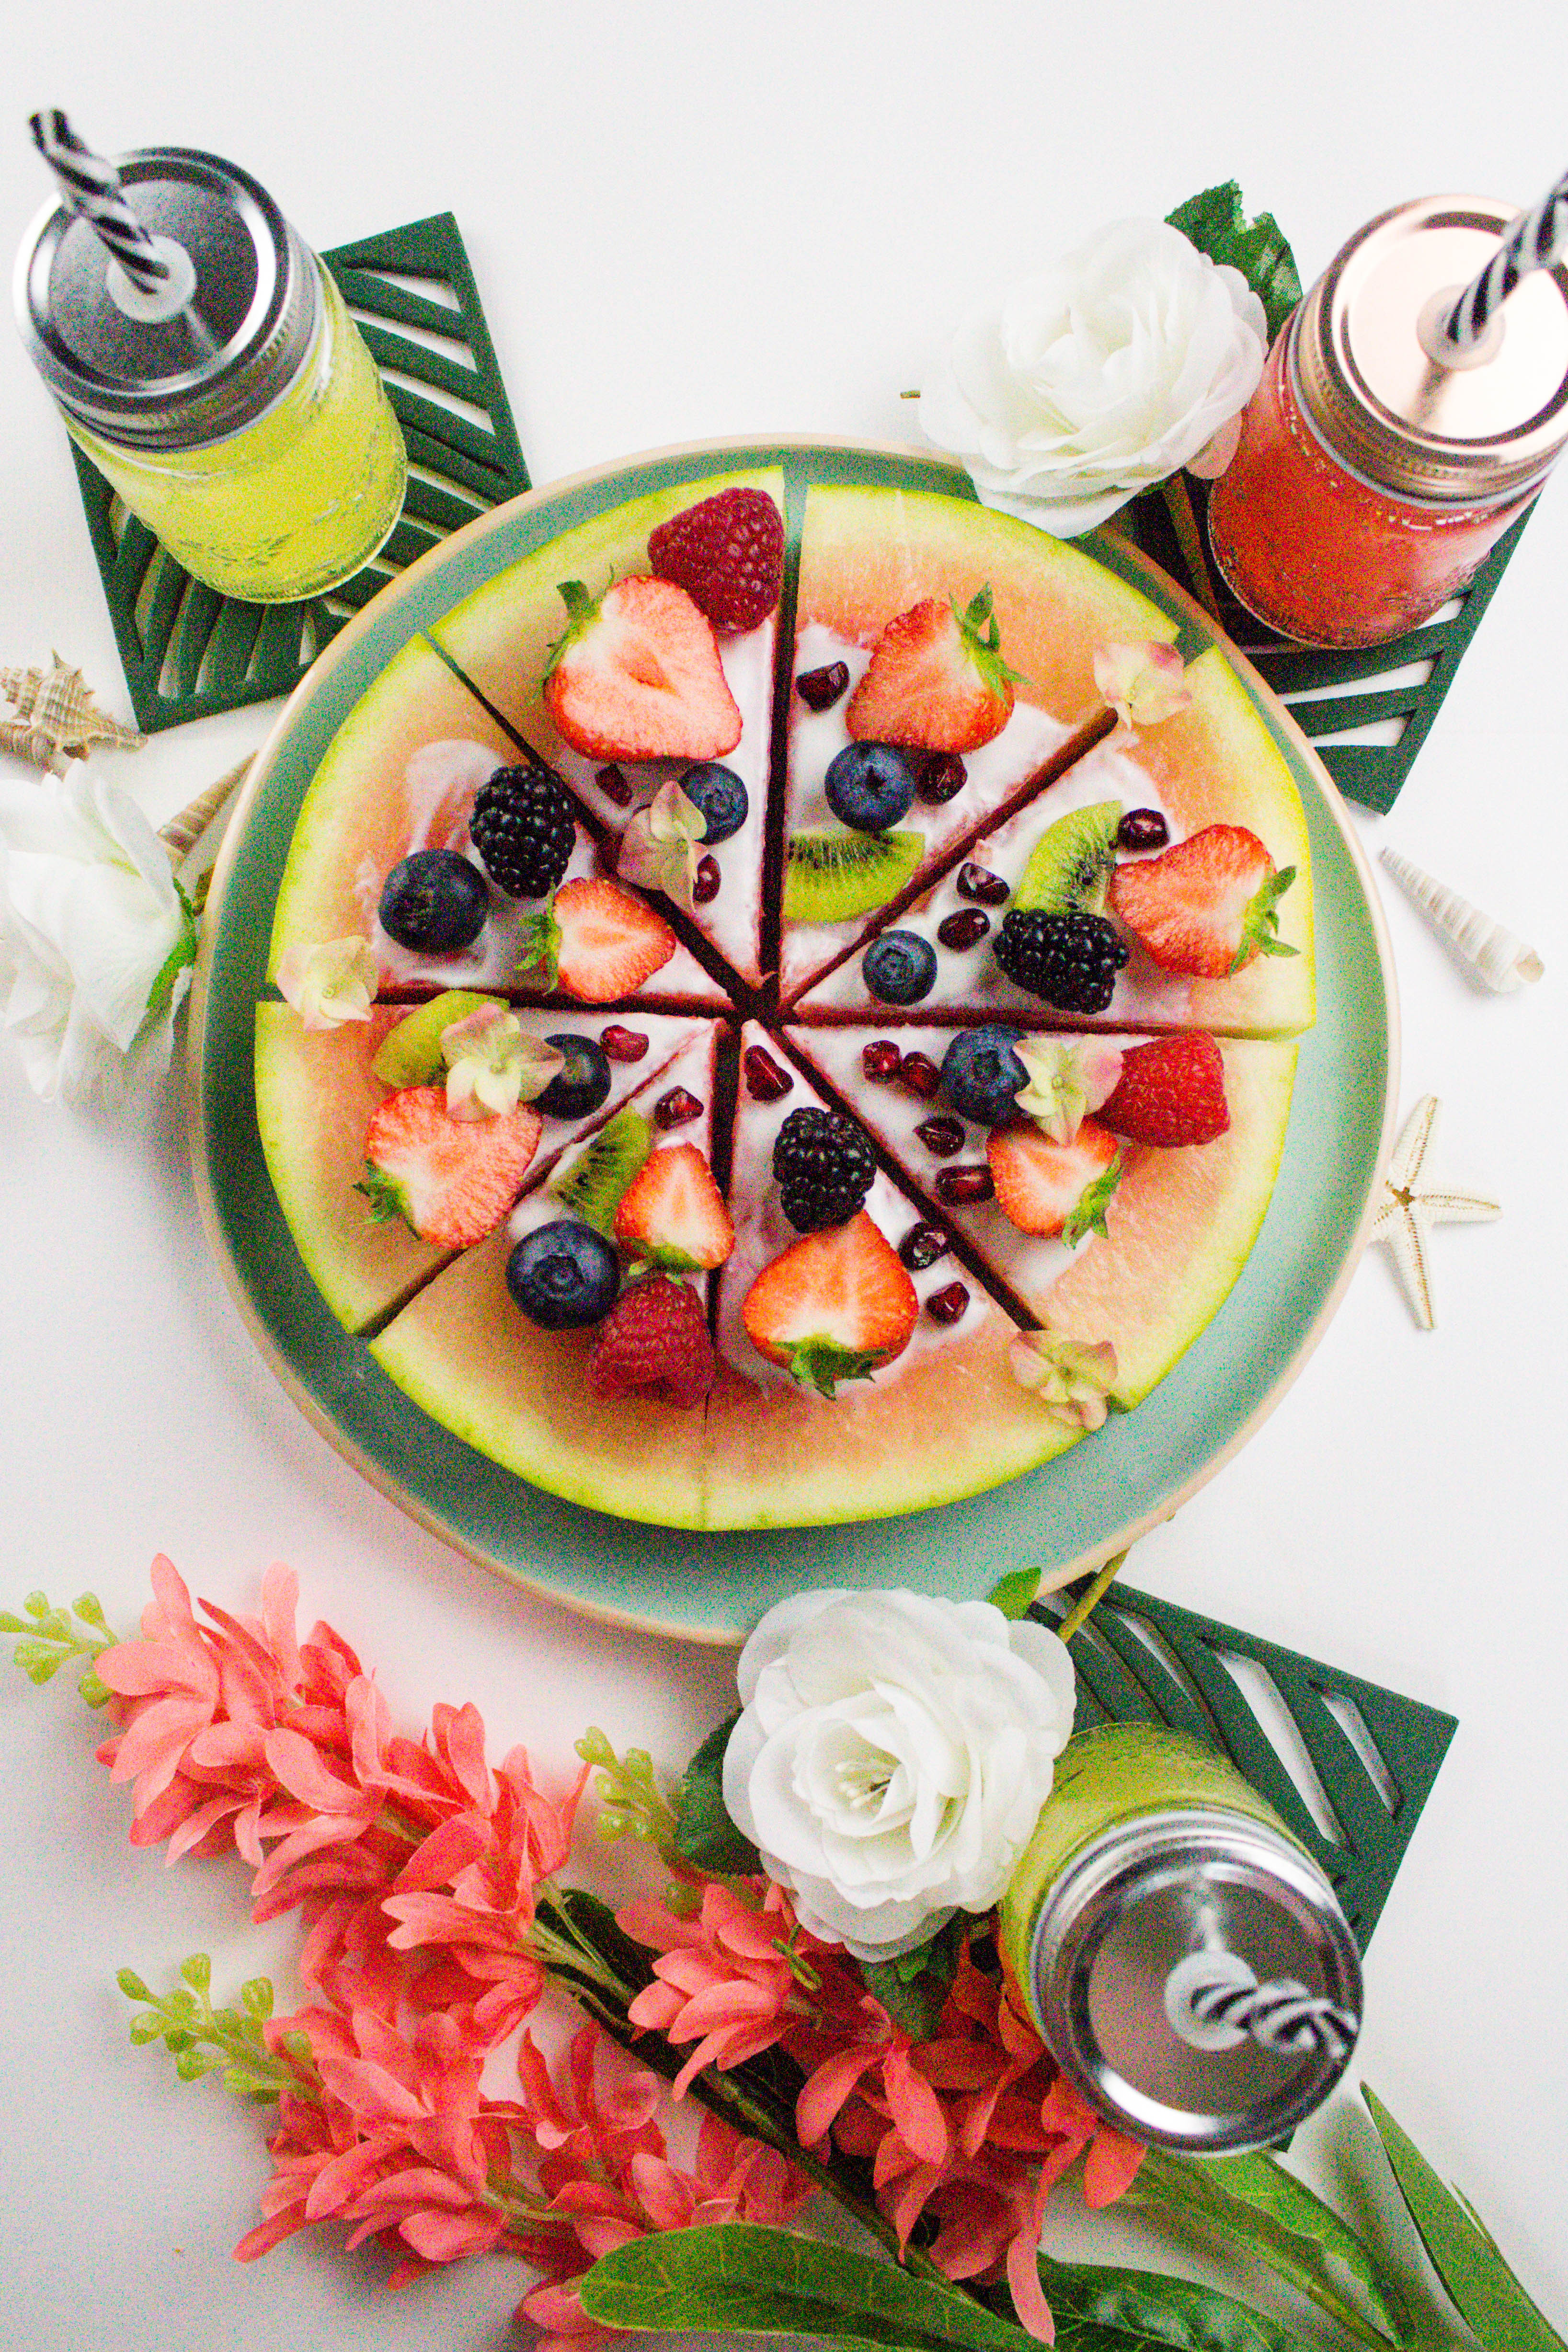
429,469,784,988
793,648,1315,1035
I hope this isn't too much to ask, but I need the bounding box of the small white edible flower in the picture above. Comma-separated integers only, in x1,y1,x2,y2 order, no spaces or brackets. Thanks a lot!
0,769,195,1103
1015,1036,1124,1145
440,1005,562,1121
275,936,378,1031
617,779,708,912
1009,1331,1120,1432
918,218,1267,537
722,1588,1076,1962
1093,641,1193,730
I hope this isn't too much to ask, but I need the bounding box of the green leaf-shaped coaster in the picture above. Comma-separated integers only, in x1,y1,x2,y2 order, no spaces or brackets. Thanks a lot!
1118,482,1534,815
1031,1579,1456,1951
69,211,530,733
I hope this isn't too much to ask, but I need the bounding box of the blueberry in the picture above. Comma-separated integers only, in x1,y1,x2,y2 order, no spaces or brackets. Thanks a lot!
537,1033,612,1120
862,929,938,1006
378,849,489,952
679,761,749,843
824,742,916,833
940,1025,1028,1127
506,1220,619,1329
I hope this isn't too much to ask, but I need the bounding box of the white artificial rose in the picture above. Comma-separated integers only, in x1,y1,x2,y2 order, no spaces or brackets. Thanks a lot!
0,769,195,1104
722,1589,1076,1963
918,218,1268,537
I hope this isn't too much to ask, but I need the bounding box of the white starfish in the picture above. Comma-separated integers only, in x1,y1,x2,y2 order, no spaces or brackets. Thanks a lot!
1367,1095,1499,1330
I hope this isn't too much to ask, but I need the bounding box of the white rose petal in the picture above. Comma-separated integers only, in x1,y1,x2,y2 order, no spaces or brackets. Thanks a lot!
723,1589,1076,1962
0,771,193,1103
919,219,1267,538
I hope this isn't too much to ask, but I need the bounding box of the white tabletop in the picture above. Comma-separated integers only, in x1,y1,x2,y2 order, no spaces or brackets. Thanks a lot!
3,6,1566,2345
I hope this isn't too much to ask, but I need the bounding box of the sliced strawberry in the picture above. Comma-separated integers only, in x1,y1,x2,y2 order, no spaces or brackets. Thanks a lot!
359,1088,541,1247
528,877,677,1002
1108,825,1297,978
544,575,742,760
587,1274,714,1408
614,1143,735,1271
987,1119,1120,1239
648,487,784,631
742,1211,918,1397
846,586,1015,753
1099,1033,1229,1148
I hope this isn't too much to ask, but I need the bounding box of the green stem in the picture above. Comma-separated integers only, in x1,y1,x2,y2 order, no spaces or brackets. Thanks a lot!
1056,1549,1129,1644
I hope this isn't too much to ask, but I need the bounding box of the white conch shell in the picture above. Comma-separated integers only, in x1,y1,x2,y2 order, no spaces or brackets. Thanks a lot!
157,756,252,862
1379,847,1543,993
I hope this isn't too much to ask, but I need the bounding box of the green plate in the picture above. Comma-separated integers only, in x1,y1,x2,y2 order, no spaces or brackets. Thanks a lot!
192,438,1399,1645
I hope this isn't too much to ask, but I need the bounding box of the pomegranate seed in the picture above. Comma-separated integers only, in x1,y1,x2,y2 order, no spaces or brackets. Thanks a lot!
600,1024,650,1063
1118,807,1169,851
861,1040,904,1082
743,1045,793,1102
654,1087,702,1130
899,1051,941,1100
916,752,967,804
957,862,1009,906
796,662,850,711
925,1281,970,1325
692,853,721,904
915,1115,965,1158
899,1222,950,1271
938,908,991,952
596,763,635,807
934,1164,994,1205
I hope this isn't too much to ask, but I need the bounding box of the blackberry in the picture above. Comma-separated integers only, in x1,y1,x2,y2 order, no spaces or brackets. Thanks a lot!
469,760,577,898
994,908,1128,1013
772,1106,875,1232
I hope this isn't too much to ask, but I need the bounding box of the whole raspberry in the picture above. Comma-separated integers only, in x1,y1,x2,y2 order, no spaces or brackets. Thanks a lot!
1099,1032,1230,1148
586,1274,714,1408
648,488,784,631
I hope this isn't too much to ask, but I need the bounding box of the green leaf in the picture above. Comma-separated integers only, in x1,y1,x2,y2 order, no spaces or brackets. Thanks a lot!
78,1670,112,1709
354,1162,414,1230
174,2047,217,2082
1167,182,1302,342
580,2223,1034,2351
0,1611,28,1634
222,2067,282,2102
672,1713,762,1875
1126,2148,1402,2348
1233,868,1299,973
72,1593,109,1629
516,901,562,992
17,1645,61,1680
1364,2087,1568,2352
1037,2252,1294,2352
181,1953,212,1996
143,883,199,1021
241,1977,275,2021
986,1567,1041,1620
128,2013,163,2046
784,1336,883,1401
862,1916,966,2040
23,1592,50,1618
116,1969,153,2002
1064,1151,1124,1248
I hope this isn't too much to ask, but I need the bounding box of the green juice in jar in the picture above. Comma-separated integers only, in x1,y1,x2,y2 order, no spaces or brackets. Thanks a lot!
16,147,406,604
999,1723,1362,2153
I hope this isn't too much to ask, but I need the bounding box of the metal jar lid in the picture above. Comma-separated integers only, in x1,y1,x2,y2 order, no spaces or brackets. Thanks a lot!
1027,1806,1362,2153
13,146,320,452
1292,195,1568,508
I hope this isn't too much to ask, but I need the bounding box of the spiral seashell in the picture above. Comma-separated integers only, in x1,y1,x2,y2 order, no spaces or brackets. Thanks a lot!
158,757,252,861
1380,847,1544,993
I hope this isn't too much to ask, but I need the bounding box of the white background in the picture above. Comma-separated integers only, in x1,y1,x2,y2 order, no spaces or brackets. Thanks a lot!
2,4,1565,2346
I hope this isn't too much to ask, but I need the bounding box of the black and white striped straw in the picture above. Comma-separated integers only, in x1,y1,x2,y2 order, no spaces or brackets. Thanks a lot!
1183,1965,1360,2065
28,109,173,294
1444,164,1568,350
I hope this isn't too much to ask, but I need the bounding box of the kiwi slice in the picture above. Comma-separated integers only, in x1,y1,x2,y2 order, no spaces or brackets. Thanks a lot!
371,990,501,1088
546,1105,652,1235
1011,801,1121,917
784,828,926,923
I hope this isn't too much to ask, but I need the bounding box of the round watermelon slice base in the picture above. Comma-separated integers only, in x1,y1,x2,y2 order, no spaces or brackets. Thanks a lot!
191,438,1396,1642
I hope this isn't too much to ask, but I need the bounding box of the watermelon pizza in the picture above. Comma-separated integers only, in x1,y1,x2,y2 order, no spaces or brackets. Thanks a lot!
254,468,1315,1529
